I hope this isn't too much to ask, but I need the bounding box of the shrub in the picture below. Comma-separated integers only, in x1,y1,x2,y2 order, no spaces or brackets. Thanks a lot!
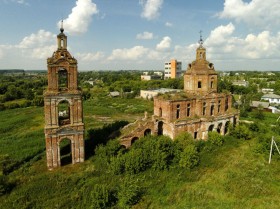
81,184,115,209
208,131,224,146
109,155,125,175
178,145,199,169
124,149,148,174
230,124,253,140
117,176,142,208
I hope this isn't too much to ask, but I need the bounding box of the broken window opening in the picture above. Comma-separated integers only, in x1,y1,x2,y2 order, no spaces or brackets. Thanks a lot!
58,69,68,91
176,104,180,119
58,100,70,126
187,103,191,117
198,81,202,89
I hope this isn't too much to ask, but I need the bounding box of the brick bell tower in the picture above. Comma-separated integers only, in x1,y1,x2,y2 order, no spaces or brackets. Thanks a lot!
44,21,85,170
184,32,218,95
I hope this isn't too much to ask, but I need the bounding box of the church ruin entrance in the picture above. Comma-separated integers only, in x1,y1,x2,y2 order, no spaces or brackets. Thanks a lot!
208,124,214,132
58,69,68,91
217,123,223,134
59,138,72,166
58,100,70,126
224,121,230,134
158,121,163,135
144,129,151,136
131,137,139,145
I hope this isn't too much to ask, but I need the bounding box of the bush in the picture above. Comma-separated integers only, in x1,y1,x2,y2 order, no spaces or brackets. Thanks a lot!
208,132,224,146
178,145,199,169
81,184,115,209
124,149,148,174
117,176,142,208
230,124,253,140
109,155,125,175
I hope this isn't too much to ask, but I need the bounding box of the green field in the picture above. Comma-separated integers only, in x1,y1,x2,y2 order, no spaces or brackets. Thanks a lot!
0,92,280,208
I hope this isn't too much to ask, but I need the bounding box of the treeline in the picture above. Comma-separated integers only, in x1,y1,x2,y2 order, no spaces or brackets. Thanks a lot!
0,75,47,110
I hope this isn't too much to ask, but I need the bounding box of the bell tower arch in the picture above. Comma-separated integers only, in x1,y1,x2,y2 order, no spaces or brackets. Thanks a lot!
44,22,85,170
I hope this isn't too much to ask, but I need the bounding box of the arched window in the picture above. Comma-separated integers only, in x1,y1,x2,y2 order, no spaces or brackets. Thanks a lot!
176,104,180,119
187,103,191,117
61,38,64,48
202,102,206,116
58,69,68,91
210,104,215,116
218,100,221,113
225,97,229,111
159,108,162,117
58,100,70,126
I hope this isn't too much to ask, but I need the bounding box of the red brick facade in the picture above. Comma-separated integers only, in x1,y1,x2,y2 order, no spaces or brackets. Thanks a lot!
153,43,238,140
44,26,85,170
120,41,239,146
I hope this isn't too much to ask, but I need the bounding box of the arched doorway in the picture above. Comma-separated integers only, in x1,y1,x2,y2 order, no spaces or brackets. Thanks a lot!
158,121,163,135
144,129,151,136
131,137,139,145
58,100,70,126
208,124,214,132
217,123,223,134
224,121,230,135
59,138,72,166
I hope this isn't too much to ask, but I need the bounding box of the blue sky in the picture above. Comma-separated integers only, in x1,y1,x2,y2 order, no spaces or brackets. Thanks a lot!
0,0,280,71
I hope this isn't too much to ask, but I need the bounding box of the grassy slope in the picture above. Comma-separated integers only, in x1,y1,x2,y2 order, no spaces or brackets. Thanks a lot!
137,138,280,209
0,97,280,208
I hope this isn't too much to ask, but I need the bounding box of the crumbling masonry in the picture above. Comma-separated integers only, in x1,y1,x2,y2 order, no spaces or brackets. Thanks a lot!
44,25,85,170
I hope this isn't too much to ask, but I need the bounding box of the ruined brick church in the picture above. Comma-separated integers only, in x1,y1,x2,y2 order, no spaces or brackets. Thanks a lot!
120,37,239,147
44,23,85,170
43,25,238,169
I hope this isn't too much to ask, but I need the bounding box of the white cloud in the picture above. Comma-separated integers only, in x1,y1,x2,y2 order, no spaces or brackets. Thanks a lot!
165,22,173,27
60,0,99,35
156,36,172,51
108,46,149,60
17,30,56,59
136,31,154,40
204,23,280,60
18,30,55,49
218,0,280,29
205,23,235,46
76,52,105,61
140,0,164,20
